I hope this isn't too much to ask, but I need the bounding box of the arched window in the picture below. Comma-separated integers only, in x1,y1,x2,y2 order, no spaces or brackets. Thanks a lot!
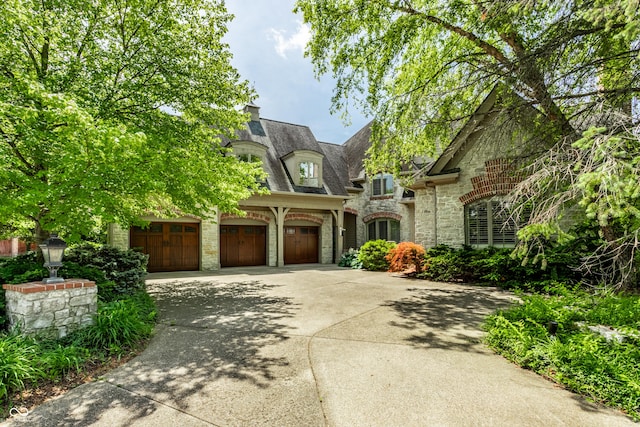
465,199,524,247
367,218,400,242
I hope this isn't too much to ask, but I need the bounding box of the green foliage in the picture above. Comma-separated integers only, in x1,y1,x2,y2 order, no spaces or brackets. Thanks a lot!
338,248,362,269
71,293,156,354
485,291,640,420
0,252,46,284
357,240,396,271
0,291,155,410
0,334,87,405
64,244,148,301
0,0,265,241
386,242,425,274
0,334,44,403
415,244,580,291
418,245,476,282
296,0,637,172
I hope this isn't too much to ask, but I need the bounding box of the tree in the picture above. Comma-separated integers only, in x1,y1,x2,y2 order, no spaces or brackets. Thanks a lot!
0,0,264,243
295,0,640,289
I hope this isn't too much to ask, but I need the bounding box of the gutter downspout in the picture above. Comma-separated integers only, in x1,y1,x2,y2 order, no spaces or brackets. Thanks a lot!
433,186,438,246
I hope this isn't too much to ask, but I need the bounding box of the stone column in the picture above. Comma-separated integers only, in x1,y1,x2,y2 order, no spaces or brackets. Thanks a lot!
3,279,97,339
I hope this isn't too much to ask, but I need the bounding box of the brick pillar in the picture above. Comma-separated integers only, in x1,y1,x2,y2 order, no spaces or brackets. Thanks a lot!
3,279,97,339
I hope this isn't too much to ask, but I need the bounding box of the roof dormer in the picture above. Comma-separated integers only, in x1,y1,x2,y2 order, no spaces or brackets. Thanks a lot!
282,150,324,188
229,140,268,163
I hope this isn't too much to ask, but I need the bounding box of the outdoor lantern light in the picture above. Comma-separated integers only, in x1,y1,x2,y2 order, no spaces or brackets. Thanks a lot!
39,233,67,284
548,320,559,336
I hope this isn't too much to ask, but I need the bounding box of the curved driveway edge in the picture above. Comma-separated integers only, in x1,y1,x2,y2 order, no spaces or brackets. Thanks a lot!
3,265,635,426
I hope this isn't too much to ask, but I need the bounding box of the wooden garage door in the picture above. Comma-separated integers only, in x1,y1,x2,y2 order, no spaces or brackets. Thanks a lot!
284,226,319,264
220,225,267,267
131,223,199,272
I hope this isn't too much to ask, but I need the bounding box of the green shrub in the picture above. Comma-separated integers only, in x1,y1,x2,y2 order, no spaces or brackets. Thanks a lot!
71,292,156,354
0,252,46,284
339,248,362,269
0,290,5,331
484,291,640,421
0,244,147,304
414,244,579,290
357,240,396,271
417,245,477,282
64,244,148,301
59,262,107,284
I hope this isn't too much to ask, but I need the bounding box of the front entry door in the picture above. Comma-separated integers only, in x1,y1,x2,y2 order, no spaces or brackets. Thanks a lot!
284,226,319,264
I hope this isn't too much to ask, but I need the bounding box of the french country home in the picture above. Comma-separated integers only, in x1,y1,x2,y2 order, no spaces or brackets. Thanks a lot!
108,90,530,272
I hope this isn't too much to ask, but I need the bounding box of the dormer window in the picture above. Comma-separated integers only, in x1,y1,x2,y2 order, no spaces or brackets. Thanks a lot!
282,149,324,188
299,161,319,186
229,141,268,164
238,153,261,163
372,174,394,196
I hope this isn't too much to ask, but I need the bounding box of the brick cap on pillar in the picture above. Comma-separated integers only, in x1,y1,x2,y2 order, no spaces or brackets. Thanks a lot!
3,279,96,294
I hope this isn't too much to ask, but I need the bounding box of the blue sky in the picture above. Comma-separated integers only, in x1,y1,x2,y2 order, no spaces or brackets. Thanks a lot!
224,0,369,144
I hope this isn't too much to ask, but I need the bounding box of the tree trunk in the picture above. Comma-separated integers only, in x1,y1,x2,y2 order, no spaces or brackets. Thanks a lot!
601,225,638,291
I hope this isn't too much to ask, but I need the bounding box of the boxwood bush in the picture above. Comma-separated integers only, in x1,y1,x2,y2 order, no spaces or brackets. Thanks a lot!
357,239,396,271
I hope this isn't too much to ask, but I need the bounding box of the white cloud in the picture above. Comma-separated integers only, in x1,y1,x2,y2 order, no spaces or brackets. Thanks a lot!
268,21,311,59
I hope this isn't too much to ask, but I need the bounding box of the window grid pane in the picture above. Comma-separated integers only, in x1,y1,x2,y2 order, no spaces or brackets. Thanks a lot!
384,175,394,194
467,202,489,245
378,221,388,240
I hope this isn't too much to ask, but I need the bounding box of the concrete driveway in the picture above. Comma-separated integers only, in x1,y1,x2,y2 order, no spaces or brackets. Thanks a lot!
3,265,635,426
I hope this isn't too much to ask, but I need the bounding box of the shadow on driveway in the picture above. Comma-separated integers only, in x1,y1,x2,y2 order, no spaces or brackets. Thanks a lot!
386,285,516,352
143,279,300,386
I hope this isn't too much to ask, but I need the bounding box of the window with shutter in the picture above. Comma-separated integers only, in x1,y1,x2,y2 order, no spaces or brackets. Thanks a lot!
466,199,524,247
467,203,489,245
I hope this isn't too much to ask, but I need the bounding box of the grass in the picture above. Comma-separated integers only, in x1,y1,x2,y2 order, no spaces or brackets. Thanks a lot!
484,288,640,421
0,291,156,416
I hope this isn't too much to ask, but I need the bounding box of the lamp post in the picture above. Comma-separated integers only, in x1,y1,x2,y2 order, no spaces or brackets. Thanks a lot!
39,233,67,284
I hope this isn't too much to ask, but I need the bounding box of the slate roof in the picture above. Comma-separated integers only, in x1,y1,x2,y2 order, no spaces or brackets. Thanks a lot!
342,121,373,181
227,111,349,196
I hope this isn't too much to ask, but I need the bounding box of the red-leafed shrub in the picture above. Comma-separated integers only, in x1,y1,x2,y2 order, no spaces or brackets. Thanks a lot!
386,242,426,274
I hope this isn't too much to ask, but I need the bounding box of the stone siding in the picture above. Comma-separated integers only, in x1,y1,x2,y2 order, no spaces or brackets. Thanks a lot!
345,177,414,247
414,114,528,248
320,212,333,263
3,280,97,339
414,187,436,248
107,223,129,250
201,217,219,270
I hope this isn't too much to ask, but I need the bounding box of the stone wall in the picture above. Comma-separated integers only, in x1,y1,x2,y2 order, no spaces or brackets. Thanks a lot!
201,217,219,270
107,223,129,250
414,187,436,248
428,116,523,247
3,280,97,339
345,177,415,247
320,212,333,263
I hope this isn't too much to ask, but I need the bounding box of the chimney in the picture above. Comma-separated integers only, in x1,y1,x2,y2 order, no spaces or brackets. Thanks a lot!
244,103,260,122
